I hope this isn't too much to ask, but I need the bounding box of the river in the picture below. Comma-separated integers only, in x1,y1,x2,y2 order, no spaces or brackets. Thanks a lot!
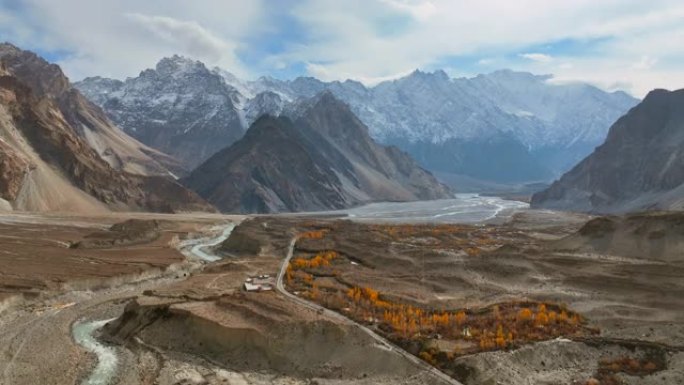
72,318,118,385
337,194,528,224
72,222,236,385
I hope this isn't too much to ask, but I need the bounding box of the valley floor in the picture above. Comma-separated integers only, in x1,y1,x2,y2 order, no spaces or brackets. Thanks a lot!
0,206,683,385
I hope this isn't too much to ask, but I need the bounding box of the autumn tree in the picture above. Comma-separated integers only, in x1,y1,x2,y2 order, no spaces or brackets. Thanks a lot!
310,283,320,300
535,311,549,327
495,324,506,347
548,310,557,324
517,308,533,323
455,310,467,326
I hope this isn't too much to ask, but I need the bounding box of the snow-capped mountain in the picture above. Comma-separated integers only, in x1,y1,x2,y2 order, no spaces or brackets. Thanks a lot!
0,43,212,213
76,56,245,170
77,56,639,183
182,92,451,213
236,69,638,180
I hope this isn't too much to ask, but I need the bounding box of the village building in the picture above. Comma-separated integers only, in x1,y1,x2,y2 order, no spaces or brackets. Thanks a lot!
243,274,275,292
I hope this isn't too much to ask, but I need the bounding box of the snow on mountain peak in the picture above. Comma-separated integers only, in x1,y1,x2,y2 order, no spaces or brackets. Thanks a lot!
155,55,205,76
76,57,639,180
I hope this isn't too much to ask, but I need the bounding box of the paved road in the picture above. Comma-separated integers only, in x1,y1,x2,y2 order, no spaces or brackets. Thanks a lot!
276,236,463,385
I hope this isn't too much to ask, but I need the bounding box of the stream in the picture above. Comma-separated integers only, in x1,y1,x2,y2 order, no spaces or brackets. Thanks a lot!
72,318,117,385
187,223,236,262
72,222,235,385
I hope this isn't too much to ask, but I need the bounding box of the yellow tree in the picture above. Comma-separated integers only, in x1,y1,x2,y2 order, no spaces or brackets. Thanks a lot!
517,308,533,323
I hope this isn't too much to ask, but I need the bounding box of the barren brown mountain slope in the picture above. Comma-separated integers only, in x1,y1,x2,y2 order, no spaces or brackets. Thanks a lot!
0,44,212,213
0,43,182,176
532,88,684,213
182,93,451,213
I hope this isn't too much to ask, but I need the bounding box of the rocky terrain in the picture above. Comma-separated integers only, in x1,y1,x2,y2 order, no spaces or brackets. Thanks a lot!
0,44,213,213
77,58,638,183
0,213,446,385
90,210,684,385
0,211,241,385
1,43,180,176
281,213,684,384
532,88,684,213
182,92,451,213
552,211,684,262
76,56,246,170
1,206,683,385
0,214,214,299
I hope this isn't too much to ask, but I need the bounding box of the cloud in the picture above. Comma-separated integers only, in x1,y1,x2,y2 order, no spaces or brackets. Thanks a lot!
283,0,684,96
306,62,414,85
2,0,684,96
632,55,658,70
125,13,238,68
378,0,437,21
519,53,553,63
0,0,264,80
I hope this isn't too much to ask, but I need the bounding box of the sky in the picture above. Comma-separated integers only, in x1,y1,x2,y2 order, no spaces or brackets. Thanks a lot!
1,0,683,97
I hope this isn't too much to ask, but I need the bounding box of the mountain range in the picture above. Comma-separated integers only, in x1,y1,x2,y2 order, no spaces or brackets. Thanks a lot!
0,43,450,214
182,92,451,213
76,56,638,184
532,88,684,213
7,43,678,217
0,43,211,213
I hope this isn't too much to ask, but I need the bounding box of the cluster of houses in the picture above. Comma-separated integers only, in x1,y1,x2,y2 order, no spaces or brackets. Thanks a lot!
243,274,274,292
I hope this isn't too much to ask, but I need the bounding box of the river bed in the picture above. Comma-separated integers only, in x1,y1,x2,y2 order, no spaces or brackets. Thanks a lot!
72,221,236,384
334,194,528,224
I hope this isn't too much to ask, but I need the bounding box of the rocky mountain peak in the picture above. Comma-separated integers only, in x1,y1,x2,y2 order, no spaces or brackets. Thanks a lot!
301,91,370,139
77,54,639,184
0,42,70,97
242,114,291,140
244,91,285,123
155,55,206,76
182,91,451,213
0,44,213,213
405,68,450,83
76,54,245,170
642,88,677,103
312,89,345,108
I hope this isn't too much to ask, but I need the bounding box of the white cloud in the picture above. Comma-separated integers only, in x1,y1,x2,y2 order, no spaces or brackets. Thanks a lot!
632,55,658,70
125,13,242,71
543,54,684,96
306,62,414,85
378,0,437,21
284,0,684,96
1,0,264,80
2,0,684,96
519,53,553,63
